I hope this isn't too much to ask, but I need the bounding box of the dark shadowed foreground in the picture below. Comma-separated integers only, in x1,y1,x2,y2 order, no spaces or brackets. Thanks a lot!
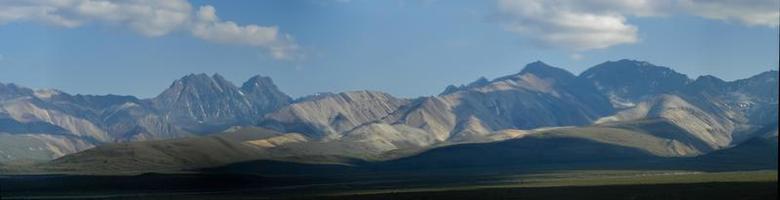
1,170,776,200
311,182,777,200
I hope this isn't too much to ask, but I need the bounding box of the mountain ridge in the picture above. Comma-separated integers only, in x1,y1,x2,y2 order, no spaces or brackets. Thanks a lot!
0,73,292,162
0,60,777,172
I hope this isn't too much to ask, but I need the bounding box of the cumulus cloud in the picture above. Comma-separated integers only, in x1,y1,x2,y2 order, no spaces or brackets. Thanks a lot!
192,6,298,60
497,0,648,51
0,0,299,60
497,0,779,51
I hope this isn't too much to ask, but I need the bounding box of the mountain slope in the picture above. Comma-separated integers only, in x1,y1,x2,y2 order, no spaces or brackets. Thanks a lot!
368,121,778,172
593,66,778,151
261,90,410,139
151,74,264,130
0,60,776,172
581,59,691,108
379,61,614,142
255,62,617,156
0,74,293,163
241,75,293,116
36,127,290,172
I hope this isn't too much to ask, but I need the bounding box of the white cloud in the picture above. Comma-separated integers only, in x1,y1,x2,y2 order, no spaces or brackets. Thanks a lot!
497,0,779,51
192,6,298,60
497,0,646,51
0,0,299,60
75,0,192,36
0,0,83,28
0,0,191,36
681,0,780,27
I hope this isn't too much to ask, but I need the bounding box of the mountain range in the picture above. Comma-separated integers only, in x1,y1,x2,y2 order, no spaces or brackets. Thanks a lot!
0,59,777,174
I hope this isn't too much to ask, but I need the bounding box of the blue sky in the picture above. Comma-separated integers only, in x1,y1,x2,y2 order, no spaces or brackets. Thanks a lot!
0,0,778,98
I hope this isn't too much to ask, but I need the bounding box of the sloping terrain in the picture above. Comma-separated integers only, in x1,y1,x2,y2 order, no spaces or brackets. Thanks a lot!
260,90,410,139
581,59,691,108
0,74,291,162
381,61,614,142
675,123,778,170
9,118,751,174
152,74,291,132
0,60,776,175
32,127,288,173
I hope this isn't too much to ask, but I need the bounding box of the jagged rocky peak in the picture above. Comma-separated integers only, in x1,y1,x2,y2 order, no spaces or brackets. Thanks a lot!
156,73,240,104
211,73,239,90
240,75,292,114
152,73,253,126
440,85,461,96
580,59,691,104
150,73,294,129
440,77,492,96
241,75,289,99
177,73,214,86
241,75,275,90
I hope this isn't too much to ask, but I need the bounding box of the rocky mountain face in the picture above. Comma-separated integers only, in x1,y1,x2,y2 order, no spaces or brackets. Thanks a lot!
226,62,625,160
381,61,614,142
261,91,409,139
0,74,290,162
582,59,691,108
249,62,618,158
242,75,293,116
579,60,777,153
0,60,777,171
153,74,254,129
676,71,779,144
595,68,779,151
151,74,291,132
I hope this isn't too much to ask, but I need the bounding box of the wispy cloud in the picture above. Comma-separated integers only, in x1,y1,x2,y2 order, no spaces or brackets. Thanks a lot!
0,0,299,60
496,0,778,52
681,0,780,27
